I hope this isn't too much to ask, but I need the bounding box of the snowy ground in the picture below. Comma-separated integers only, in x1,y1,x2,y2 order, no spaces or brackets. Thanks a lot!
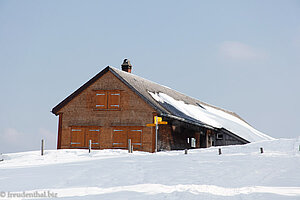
0,138,300,200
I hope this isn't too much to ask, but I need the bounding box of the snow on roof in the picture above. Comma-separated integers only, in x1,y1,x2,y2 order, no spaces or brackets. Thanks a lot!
149,92,274,142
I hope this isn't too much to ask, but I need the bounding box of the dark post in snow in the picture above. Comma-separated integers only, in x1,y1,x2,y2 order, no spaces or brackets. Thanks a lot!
0,153,3,162
219,148,222,155
184,149,188,154
88,140,92,153
41,139,44,156
260,147,264,154
128,139,132,153
155,122,158,153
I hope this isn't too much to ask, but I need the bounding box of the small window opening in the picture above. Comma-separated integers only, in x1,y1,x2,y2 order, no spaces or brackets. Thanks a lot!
216,133,223,140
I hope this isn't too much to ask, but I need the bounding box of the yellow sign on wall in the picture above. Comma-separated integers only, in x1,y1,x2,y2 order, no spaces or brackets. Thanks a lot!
154,116,162,124
147,116,168,127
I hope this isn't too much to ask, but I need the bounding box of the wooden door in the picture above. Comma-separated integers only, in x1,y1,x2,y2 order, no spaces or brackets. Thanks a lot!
113,129,127,148
128,128,142,149
86,127,100,148
71,127,85,147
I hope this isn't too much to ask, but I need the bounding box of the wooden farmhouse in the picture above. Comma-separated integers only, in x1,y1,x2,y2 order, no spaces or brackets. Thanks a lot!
52,59,272,153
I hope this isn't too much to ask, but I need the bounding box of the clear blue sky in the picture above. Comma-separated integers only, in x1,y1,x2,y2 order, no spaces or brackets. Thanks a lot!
1,0,299,153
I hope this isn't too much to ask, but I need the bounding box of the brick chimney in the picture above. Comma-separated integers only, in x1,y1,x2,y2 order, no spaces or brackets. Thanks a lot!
121,59,132,73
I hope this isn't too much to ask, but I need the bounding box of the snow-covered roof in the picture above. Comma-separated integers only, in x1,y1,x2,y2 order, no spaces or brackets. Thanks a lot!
109,67,273,142
149,92,273,142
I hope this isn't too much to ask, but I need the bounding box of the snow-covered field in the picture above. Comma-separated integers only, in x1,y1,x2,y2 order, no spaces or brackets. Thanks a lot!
0,138,300,200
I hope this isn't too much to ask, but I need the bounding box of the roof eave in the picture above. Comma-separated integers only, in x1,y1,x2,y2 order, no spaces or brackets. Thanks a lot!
161,113,216,130
219,128,250,143
51,66,111,115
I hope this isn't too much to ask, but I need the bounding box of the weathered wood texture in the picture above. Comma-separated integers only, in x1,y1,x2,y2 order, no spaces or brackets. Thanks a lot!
213,130,246,146
157,124,173,151
57,71,157,152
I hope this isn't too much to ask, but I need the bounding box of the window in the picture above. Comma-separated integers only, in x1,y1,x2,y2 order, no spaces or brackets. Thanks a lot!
216,133,223,140
96,92,107,109
108,91,120,109
95,90,120,110
191,138,196,148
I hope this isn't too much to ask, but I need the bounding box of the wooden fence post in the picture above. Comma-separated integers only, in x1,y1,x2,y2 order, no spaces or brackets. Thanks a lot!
260,147,264,154
128,139,132,153
41,139,44,156
89,140,92,153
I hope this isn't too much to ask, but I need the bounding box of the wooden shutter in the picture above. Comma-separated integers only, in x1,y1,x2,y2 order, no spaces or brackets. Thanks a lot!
70,127,85,147
108,91,120,109
96,91,107,109
128,128,142,149
86,127,100,148
112,129,127,148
